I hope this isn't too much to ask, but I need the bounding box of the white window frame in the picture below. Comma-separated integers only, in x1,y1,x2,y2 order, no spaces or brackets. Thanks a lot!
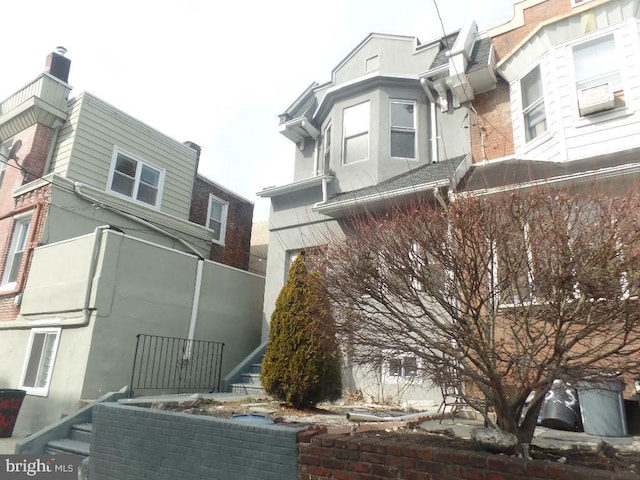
520,65,547,143
571,31,626,120
207,194,228,245
1,214,32,291
106,148,165,208
389,99,417,159
0,155,6,189
571,0,595,6
342,101,370,165
384,352,419,382
19,327,61,397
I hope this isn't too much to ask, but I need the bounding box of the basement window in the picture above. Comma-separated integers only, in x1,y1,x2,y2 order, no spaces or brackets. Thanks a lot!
20,328,61,397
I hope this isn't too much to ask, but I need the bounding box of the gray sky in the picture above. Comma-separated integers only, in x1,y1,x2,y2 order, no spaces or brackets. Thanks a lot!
1,0,517,221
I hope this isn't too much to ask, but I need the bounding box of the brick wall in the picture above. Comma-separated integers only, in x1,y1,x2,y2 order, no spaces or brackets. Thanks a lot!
298,433,637,480
470,79,514,162
0,185,51,322
491,0,574,62
189,175,254,270
90,403,300,480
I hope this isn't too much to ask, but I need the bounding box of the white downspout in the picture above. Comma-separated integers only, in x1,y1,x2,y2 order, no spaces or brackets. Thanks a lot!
430,100,438,164
82,225,113,327
184,259,204,358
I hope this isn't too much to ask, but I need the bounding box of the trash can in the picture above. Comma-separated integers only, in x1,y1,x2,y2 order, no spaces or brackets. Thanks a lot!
540,380,581,431
0,389,26,438
576,378,627,437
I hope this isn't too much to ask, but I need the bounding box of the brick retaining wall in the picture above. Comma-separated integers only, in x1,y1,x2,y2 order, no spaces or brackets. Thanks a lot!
298,433,638,480
90,403,301,480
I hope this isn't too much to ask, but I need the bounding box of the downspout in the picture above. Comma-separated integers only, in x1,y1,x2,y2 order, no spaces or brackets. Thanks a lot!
184,259,204,359
42,125,62,176
81,225,113,327
73,182,207,346
420,78,439,164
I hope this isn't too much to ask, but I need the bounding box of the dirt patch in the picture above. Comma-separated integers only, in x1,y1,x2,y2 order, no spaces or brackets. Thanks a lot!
154,399,640,474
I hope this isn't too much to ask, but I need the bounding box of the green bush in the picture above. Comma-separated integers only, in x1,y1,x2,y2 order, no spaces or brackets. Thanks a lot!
261,254,342,409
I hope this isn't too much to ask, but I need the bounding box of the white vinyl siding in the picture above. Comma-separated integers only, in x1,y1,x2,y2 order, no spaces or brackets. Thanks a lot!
20,328,61,397
1,215,31,290
342,101,369,165
390,100,416,158
207,195,228,244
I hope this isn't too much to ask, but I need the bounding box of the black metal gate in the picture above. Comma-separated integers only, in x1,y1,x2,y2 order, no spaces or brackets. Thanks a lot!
129,334,224,398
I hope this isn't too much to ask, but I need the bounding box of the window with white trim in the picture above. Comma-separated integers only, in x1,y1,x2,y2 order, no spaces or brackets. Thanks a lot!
521,66,546,142
1,215,31,290
390,100,416,158
108,149,164,207
342,101,369,164
573,33,624,116
20,328,61,397
387,355,418,379
207,195,228,244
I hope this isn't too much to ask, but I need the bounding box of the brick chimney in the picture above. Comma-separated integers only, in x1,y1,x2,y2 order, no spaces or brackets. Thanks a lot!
183,141,202,174
46,47,71,83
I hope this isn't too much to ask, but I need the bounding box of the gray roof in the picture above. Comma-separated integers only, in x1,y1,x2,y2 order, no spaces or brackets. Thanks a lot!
467,37,493,73
323,155,467,206
429,32,459,70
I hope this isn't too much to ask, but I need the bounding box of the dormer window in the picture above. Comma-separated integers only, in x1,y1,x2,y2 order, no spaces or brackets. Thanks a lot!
390,100,416,159
573,34,623,116
521,66,547,142
342,101,369,165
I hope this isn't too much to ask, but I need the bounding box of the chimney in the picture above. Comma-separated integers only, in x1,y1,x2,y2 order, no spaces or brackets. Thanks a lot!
46,47,71,83
183,141,202,174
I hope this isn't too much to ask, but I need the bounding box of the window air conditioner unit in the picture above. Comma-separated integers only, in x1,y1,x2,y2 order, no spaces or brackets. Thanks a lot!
578,83,615,116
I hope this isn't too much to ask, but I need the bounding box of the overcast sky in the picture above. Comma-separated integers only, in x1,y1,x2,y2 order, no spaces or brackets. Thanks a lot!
1,0,518,221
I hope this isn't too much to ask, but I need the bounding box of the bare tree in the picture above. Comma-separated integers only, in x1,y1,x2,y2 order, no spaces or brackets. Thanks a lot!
312,186,640,446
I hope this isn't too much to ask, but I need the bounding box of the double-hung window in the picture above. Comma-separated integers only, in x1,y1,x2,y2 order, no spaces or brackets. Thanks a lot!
387,355,418,379
342,101,369,165
108,150,164,208
573,34,623,116
1,215,31,290
20,328,61,396
207,195,228,244
390,100,416,158
521,66,547,142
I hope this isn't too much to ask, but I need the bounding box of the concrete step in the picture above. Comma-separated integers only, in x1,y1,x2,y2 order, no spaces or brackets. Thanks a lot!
45,438,90,457
240,373,262,385
249,363,263,374
231,384,265,396
70,423,92,443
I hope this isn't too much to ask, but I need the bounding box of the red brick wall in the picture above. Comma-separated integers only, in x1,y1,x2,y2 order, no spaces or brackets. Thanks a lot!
0,185,51,322
189,176,253,270
471,79,515,162
298,433,636,480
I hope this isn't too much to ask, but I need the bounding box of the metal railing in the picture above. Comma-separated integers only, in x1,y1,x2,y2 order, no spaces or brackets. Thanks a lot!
129,334,225,398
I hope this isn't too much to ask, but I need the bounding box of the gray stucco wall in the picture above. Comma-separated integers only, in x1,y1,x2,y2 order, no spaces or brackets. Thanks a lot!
90,403,300,480
5,229,263,434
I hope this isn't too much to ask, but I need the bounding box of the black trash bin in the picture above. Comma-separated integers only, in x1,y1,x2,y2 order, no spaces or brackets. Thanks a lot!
540,379,582,431
0,389,26,438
